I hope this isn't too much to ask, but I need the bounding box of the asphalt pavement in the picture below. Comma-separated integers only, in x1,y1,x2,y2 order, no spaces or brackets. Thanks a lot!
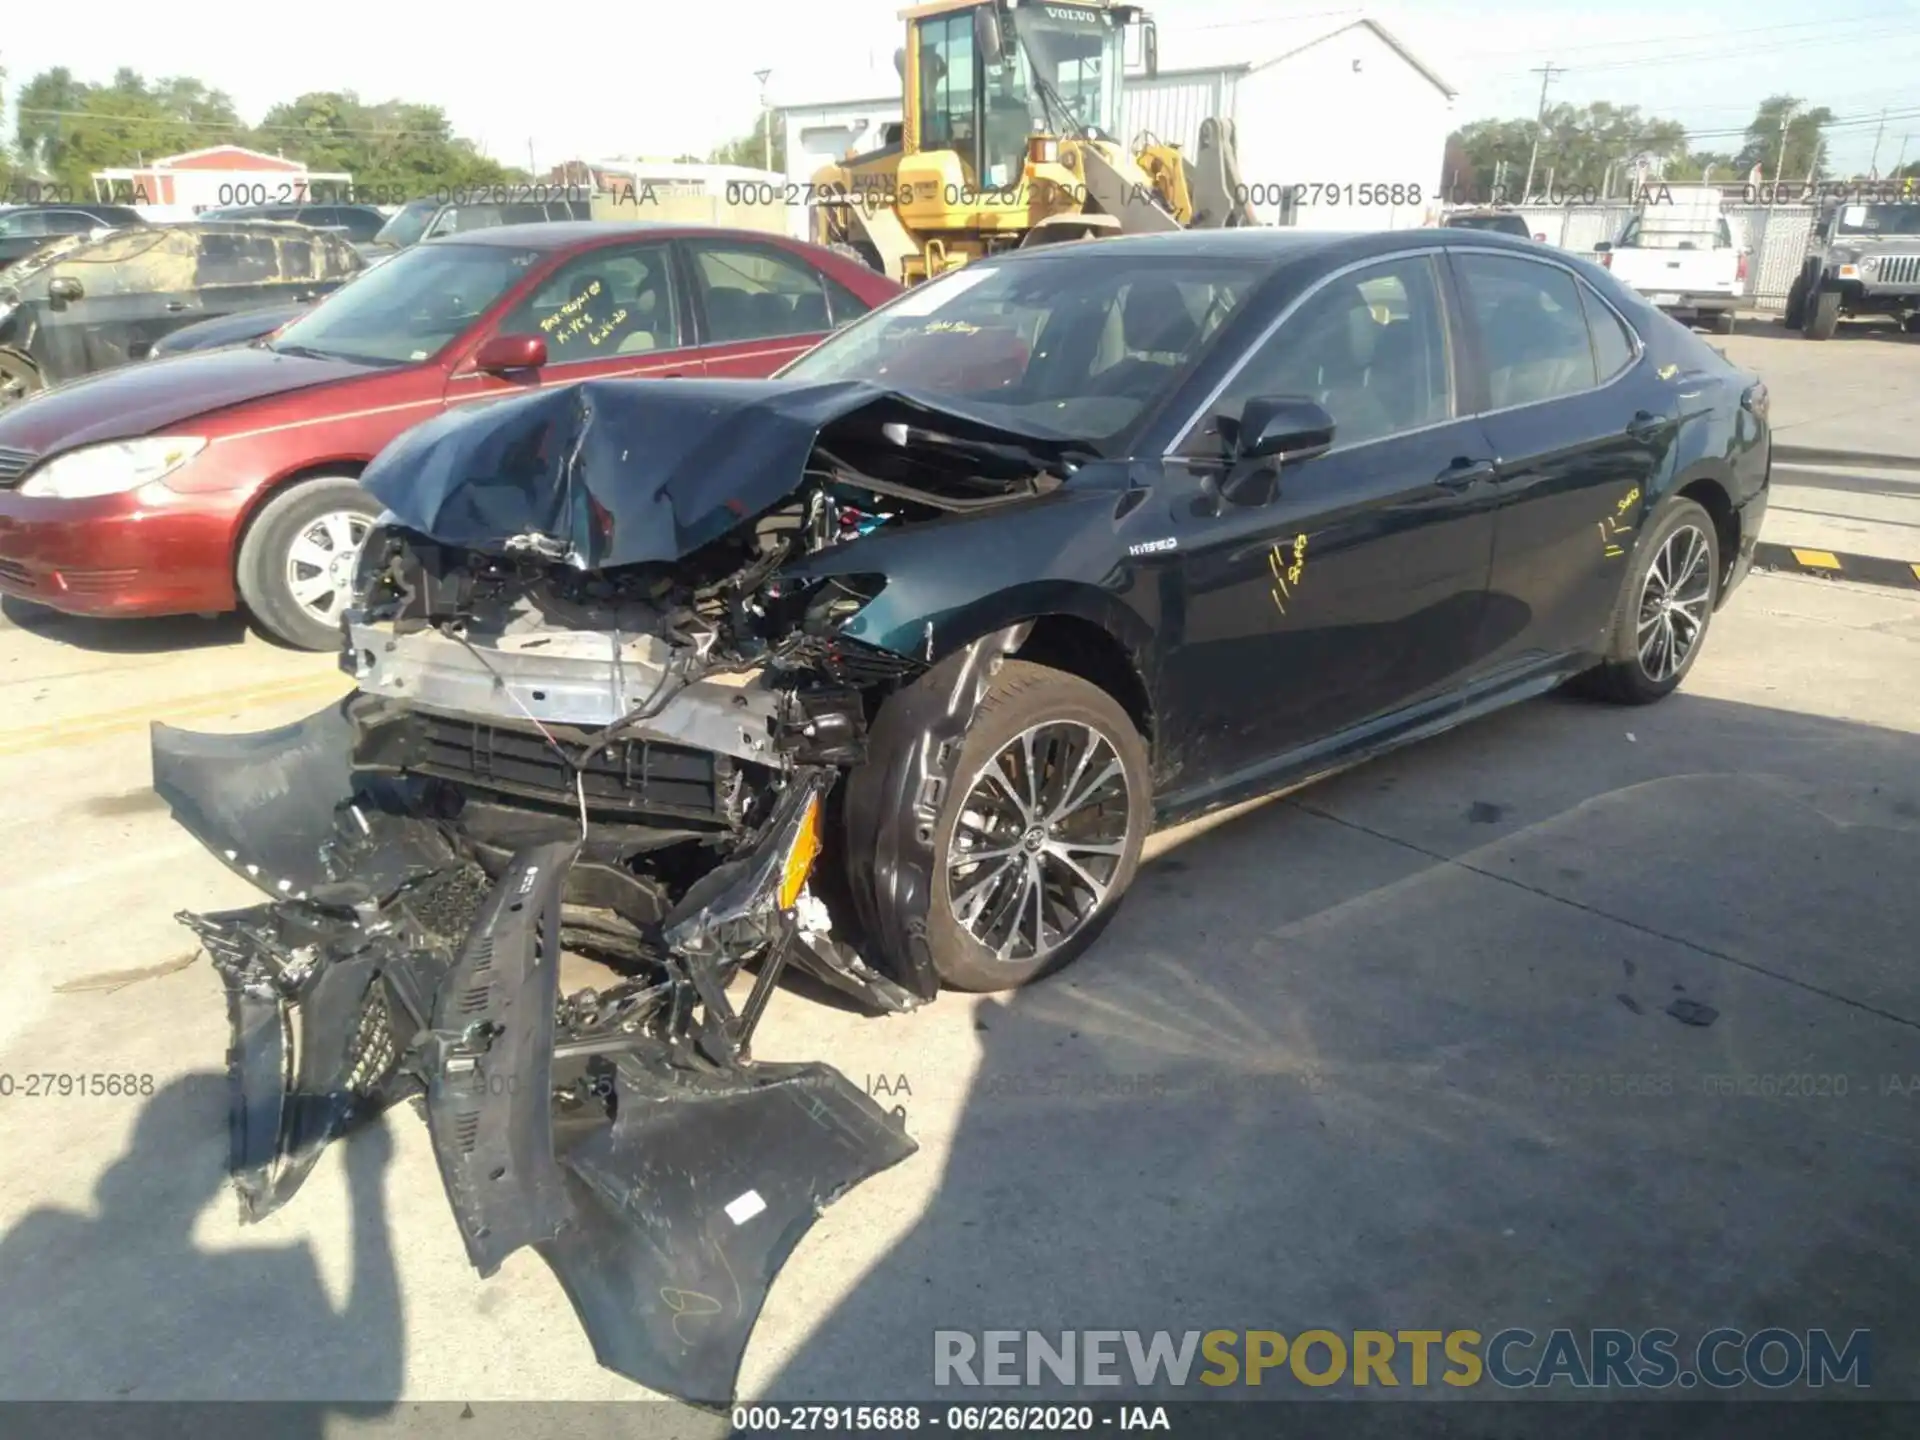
0,326,1915,1433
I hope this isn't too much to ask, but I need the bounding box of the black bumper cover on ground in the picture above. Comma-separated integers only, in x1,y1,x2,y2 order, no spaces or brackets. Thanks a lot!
151,704,918,1409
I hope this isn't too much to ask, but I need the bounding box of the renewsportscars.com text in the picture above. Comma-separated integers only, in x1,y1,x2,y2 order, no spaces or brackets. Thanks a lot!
934,1328,1871,1390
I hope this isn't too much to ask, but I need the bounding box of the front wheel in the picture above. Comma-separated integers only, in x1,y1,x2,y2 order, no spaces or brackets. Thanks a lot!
1572,498,1720,706
235,476,383,651
850,659,1152,992
1804,288,1840,340
0,350,43,408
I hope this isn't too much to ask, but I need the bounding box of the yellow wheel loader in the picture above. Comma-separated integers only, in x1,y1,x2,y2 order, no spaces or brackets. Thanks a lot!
810,0,1256,285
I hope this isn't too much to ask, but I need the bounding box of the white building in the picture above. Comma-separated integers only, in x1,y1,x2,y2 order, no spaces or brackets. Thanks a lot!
776,15,1454,235
90,145,354,222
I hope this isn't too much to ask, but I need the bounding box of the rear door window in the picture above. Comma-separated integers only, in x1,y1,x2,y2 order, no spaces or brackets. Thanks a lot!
1453,252,1600,410
688,241,839,342
1579,283,1638,382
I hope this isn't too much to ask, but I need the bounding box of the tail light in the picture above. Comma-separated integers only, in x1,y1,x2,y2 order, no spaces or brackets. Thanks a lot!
1741,381,1769,424
1736,251,1749,283
1533,232,1546,242
1598,250,1612,270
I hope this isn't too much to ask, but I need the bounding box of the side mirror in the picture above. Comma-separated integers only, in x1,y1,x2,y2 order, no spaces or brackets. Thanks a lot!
974,6,1004,66
1234,395,1335,463
473,333,547,373
1218,396,1335,506
1592,240,1612,254
47,276,84,309
893,46,906,82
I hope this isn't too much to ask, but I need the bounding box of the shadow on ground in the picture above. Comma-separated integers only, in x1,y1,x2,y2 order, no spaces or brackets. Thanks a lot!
751,688,1920,1429
1,595,250,654
0,1073,403,1418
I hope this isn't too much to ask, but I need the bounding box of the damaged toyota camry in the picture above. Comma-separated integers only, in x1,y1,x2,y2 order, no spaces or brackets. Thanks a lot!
149,229,1770,1408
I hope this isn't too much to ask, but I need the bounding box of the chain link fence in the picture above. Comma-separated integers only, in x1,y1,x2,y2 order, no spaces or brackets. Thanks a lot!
1477,204,1817,309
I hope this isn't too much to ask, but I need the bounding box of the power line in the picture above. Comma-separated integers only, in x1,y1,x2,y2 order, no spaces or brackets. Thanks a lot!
13,105,459,140
1484,26,1920,78
1454,7,1913,61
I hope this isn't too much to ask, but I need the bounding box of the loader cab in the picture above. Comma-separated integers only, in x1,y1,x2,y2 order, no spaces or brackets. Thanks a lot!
904,0,1146,189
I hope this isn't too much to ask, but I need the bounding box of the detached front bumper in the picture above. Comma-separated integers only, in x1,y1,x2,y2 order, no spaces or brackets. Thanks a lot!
151,697,919,1409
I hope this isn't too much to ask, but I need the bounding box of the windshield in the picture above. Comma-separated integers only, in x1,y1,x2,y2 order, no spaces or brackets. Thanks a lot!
781,254,1267,448
268,241,540,365
1836,203,1920,238
372,199,438,249
1007,4,1125,137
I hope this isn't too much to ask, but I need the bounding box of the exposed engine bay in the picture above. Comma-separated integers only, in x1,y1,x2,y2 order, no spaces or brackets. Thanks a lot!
150,378,1083,1409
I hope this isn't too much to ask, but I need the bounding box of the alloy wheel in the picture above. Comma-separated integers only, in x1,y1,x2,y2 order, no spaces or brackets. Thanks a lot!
283,509,372,626
1636,523,1713,683
946,720,1134,964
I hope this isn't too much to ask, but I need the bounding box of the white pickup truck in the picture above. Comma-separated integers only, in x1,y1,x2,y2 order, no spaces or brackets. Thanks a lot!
1592,187,1746,333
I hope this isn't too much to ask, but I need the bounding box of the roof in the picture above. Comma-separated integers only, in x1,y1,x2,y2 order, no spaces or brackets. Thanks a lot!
149,145,312,172
981,225,1550,267
430,221,814,251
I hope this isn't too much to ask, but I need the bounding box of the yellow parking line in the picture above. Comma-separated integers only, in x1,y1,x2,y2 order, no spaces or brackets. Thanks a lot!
1911,563,1920,584
0,674,347,758
1789,548,1842,570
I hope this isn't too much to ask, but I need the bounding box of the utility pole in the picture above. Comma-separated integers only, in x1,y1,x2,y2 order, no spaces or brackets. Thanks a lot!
1521,63,1565,205
754,69,774,172
1775,102,1796,186
1868,108,1888,178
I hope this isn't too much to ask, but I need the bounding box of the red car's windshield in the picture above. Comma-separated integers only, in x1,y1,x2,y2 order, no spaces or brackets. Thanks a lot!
270,241,541,365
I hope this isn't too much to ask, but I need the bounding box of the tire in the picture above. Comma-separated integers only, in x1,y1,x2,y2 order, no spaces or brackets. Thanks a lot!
1804,288,1840,340
1782,273,1808,329
235,476,383,651
1573,497,1720,706
854,659,1152,992
0,350,43,408
1711,310,1737,335
1902,313,1920,335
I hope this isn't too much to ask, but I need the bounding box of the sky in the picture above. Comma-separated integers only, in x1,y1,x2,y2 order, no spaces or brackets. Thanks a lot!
1,0,1917,176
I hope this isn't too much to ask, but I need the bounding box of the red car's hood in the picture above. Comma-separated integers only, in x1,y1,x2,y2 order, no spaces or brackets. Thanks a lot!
0,345,377,454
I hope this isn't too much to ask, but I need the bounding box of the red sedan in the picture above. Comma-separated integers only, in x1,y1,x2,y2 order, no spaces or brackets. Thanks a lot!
0,223,900,648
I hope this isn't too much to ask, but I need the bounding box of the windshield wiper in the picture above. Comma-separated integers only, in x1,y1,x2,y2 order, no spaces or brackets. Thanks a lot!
1029,67,1094,143
269,341,342,361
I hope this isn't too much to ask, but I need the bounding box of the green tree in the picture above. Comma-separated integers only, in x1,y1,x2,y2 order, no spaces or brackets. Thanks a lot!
13,68,249,192
250,92,522,198
1731,96,1832,183
710,112,784,172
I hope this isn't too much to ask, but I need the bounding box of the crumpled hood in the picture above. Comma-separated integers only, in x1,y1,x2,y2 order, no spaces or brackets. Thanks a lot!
0,343,372,451
359,376,1083,570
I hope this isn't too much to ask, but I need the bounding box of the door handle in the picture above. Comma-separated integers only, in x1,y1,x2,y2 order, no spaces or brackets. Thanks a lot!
164,301,189,312
1626,410,1671,442
1433,458,1499,492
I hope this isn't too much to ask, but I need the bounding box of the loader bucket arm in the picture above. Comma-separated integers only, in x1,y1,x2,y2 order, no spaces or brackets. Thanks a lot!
1187,117,1258,228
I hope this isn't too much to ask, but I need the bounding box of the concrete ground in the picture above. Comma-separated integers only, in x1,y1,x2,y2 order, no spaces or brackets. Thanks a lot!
1719,319,1920,566
0,333,1916,1431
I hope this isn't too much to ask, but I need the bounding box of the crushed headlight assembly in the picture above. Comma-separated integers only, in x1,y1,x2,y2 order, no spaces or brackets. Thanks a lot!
17,436,207,499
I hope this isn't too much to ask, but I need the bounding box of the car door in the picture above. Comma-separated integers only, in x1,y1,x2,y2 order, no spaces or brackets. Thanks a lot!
1159,251,1502,781
0,209,50,268
444,238,704,411
40,227,205,377
1445,248,1672,669
678,237,853,375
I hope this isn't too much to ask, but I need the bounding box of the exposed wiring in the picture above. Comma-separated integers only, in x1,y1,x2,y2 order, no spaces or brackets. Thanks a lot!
450,628,591,840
